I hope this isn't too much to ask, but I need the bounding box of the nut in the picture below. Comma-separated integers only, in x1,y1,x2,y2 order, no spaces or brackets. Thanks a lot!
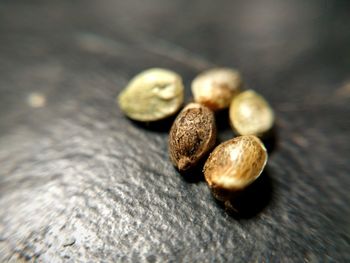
168,103,216,171
203,135,267,201
191,68,242,111
118,68,184,122
229,90,274,136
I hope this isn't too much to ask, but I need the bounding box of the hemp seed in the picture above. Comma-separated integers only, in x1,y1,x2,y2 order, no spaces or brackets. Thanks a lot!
169,103,216,172
118,68,184,122
229,90,274,136
191,68,242,111
203,135,267,201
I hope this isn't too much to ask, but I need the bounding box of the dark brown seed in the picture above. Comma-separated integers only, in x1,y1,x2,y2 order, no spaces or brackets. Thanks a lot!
168,103,216,172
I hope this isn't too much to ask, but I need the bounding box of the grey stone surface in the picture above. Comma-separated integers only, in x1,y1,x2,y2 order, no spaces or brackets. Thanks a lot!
0,0,349,262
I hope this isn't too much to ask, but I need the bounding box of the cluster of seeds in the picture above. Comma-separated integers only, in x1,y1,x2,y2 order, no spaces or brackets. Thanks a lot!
118,67,274,206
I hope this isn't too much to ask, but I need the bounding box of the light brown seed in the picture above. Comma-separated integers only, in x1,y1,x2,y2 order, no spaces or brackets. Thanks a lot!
229,90,274,136
118,68,184,122
203,135,267,201
191,68,242,111
168,103,216,172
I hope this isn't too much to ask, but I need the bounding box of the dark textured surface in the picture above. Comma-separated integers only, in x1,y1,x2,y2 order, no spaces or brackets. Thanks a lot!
0,0,350,262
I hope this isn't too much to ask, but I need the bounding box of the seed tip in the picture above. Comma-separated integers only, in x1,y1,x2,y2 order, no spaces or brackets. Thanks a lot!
178,157,192,171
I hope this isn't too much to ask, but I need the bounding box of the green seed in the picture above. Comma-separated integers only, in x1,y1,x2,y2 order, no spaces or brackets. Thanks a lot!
229,90,274,136
118,68,184,122
203,135,267,201
168,103,216,171
191,68,242,111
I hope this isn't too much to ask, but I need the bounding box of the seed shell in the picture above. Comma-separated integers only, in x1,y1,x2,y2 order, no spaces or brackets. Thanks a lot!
191,68,242,111
203,135,267,201
169,103,216,171
229,90,274,136
118,68,184,122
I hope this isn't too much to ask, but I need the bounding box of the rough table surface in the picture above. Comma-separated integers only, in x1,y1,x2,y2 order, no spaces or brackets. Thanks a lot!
0,0,350,262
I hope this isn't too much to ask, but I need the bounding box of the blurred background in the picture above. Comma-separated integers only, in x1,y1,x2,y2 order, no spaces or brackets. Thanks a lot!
0,0,349,262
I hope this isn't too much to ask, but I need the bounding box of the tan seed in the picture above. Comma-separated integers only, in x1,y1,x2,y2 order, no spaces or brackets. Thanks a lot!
203,135,267,201
229,90,274,136
191,68,242,111
169,103,216,171
118,68,184,122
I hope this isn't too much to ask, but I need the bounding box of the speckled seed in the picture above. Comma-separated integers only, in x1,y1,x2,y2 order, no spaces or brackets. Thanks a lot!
191,68,242,111
118,68,184,122
203,135,267,201
169,103,216,172
229,90,274,136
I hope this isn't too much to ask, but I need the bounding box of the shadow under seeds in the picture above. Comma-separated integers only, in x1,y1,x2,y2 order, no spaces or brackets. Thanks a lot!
215,109,231,132
178,154,208,183
129,114,177,133
261,125,278,154
213,169,273,219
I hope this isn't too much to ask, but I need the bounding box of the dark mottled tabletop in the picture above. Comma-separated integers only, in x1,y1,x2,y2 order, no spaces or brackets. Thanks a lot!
0,0,349,262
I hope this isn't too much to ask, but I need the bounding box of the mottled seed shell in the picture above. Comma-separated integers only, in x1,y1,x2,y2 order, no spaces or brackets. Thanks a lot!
118,68,184,122
203,135,267,201
229,90,274,136
191,68,242,111
169,103,216,172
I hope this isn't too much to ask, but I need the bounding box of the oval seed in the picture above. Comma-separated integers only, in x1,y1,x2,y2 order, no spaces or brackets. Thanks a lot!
203,135,267,201
168,103,216,172
229,90,274,136
191,68,242,111
118,68,184,122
